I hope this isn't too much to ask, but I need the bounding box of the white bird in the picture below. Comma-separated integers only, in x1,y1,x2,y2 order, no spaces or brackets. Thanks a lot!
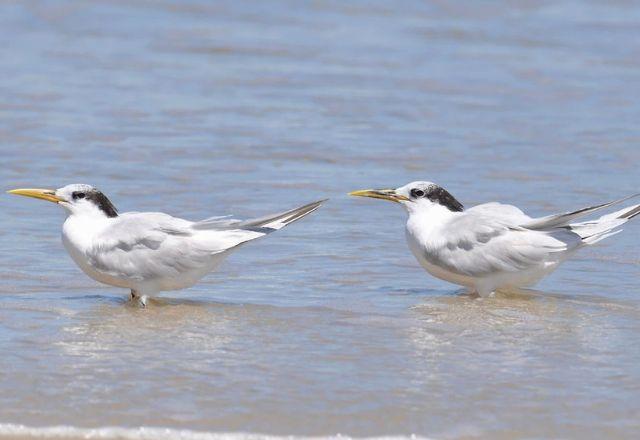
9,184,325,306
350,181,639,297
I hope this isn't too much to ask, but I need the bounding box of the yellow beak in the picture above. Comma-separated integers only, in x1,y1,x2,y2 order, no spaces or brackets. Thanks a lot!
348,189,410,203
7,188,65,203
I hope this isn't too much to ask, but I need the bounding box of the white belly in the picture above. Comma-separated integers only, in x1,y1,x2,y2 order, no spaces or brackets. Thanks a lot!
142,252,229,292
410,244,558,294
63,232,232,293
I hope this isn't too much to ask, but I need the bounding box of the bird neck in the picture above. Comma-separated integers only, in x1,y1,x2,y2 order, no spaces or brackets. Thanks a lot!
406,203,459,244
64,208,115,233
63,202,115,220
406,201,458,221
62,211,113,252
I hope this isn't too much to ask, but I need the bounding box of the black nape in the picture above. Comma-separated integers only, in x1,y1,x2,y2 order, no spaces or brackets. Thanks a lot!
86,190,119,218
426,185,464,212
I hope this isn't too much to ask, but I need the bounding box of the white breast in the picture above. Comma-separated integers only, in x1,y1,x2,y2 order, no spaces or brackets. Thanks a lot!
61,215,132,289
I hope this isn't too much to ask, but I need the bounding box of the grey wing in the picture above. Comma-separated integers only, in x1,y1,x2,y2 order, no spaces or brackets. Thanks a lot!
87,213,215,282
522,194,640,230
435,195,640,278
194,199,326,232
466,202,531,224
432,212,579,277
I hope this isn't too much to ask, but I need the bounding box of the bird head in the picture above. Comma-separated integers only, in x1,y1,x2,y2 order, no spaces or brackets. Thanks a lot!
8,184,119,218
349,181,464,214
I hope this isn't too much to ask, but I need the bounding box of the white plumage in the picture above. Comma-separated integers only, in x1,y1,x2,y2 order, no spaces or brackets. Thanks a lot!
10,184,325,306
351,181,639,297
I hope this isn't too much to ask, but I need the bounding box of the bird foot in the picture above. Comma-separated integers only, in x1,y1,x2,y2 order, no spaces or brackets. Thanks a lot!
467,288,495,298
129,290,148,308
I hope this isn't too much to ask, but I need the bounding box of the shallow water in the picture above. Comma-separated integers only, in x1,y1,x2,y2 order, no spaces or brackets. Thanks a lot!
1,1,639,438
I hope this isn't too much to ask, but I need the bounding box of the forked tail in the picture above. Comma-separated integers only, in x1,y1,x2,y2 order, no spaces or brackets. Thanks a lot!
569,202,640,244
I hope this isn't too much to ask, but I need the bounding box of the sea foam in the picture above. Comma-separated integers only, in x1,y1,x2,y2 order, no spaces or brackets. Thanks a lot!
0,424,429,440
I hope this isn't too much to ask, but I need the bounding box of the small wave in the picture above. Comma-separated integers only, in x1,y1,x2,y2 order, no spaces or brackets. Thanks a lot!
0,424,429,440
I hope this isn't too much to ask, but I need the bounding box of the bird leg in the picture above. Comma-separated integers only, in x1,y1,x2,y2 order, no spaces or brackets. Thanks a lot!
466,288,480,298
467,287,496,298
129,290,148,308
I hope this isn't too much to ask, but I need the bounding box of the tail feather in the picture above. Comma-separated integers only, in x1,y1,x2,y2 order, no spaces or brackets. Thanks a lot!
193,199,327,232
581,229,622,245
568,203,640,244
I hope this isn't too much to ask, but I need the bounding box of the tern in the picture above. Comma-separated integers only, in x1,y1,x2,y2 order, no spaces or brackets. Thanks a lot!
9,184,325,306
350,181,639,297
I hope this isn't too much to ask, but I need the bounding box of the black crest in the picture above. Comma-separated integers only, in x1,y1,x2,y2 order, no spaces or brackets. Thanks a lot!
87,190,119,218
425,185,464,212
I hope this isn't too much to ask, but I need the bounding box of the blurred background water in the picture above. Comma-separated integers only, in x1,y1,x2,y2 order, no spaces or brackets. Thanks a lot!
0,1,639,438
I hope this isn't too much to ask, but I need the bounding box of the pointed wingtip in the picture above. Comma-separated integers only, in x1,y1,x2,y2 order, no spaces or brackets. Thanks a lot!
283,199,327,223
523,192,640,230
619,204,640,220
297,199,329,211
311,198,329,211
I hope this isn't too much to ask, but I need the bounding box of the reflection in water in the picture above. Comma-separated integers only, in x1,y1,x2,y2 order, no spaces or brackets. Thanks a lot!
56,300,237,361
406,289,640,438
409,286,640,360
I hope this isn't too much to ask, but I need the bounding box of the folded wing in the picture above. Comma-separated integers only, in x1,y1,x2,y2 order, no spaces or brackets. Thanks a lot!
522,193,640,230
433,211,577,278
87,213,238,282
85,200,326,283
433,194,639,278
193,199,326,232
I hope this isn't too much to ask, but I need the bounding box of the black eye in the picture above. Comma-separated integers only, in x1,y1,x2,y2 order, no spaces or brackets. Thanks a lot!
72,191,86,200
410,188,425,198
